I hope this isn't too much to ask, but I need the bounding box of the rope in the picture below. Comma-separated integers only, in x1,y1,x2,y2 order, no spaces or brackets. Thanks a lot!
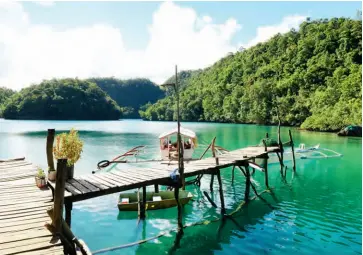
92,189,269,255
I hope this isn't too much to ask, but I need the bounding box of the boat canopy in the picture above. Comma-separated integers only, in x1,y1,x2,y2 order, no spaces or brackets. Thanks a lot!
158,127,196,139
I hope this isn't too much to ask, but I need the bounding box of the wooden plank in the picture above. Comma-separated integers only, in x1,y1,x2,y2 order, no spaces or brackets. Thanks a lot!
18,246,63,255
104,172,134,185
0,197,52,207
0,212,48,224
0,192,52,201
86,174,117,188
68,179,91,194
0,202,52,214
79,175,109,190
0,229,51,245
0,222,47,234
73,178,99,192
0,217,49,228
108,171,146,184
0,236,61,254
94,174,122,187
0,206,49,218
65,182,82,195
0,209,48,221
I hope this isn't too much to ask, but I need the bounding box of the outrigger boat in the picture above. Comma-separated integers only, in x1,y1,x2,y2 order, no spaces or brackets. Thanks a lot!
118,190,193,211
96,127,199,211
96,127,199,172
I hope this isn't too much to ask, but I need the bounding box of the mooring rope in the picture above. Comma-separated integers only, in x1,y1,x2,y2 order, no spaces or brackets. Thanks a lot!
91,189,270,255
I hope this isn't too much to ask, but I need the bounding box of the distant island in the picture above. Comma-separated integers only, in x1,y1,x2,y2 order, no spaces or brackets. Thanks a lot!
140,18,362,132
0,78,164,120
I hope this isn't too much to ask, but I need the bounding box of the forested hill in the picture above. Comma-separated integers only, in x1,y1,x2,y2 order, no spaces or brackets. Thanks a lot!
89,78,164,118
140,18,362,131
162,70,202,96
0,87,15,115
2,79,122,120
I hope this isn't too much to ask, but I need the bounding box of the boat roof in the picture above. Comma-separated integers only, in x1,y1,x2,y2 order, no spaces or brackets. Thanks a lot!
159,127,196,139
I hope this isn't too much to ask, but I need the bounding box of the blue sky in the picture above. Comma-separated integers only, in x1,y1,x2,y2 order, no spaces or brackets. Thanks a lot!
22,1,361,49
0,1,361,90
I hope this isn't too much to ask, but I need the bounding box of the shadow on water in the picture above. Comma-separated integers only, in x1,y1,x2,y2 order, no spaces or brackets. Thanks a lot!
134,188,279,255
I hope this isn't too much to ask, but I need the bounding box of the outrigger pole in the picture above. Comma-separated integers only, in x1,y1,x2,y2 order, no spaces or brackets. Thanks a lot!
161,65,184,234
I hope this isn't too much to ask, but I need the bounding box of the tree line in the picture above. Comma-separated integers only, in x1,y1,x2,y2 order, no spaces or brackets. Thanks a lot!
140,18,362,131
0,78,164,120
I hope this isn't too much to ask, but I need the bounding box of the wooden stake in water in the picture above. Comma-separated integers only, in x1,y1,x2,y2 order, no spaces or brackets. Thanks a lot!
289,130,296,172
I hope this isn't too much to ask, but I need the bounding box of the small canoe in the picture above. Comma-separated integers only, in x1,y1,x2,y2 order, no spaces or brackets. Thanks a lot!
118,190,193,211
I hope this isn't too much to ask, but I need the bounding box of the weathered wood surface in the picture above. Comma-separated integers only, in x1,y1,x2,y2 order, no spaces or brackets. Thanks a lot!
0,159,63,255
48,146,279,203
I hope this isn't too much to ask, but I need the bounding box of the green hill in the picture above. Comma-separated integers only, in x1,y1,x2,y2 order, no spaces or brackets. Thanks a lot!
2,79,122,120
89,78,164,118
0,87,16,117
139,18,362,131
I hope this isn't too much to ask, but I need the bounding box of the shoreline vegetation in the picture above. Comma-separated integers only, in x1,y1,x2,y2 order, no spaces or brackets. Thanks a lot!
0,18,361,132
140,18,362,133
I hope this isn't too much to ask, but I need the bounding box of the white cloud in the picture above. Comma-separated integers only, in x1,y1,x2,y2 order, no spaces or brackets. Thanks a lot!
0,1,241,90
242,14,307,48
0,2,305,91
33,1,54,7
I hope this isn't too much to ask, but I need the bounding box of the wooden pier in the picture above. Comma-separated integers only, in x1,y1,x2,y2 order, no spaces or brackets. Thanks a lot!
47,145,281,227
0,159,63,255
0,128,295,254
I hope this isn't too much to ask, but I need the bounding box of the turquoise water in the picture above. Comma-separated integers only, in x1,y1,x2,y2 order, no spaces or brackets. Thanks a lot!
0,119,361,254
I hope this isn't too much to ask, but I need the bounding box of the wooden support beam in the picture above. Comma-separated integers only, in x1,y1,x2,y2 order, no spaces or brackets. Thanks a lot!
244,166,250,202
154,184,159,193
53,159,67,233
289,130,296,172
275,152,284,175
174,185,183,234
65,200,72,228
216,169,226,215
199,137,215,160
210,137,218,191
262,140,269,188
138,187,146,220
46,129,55,171
277,119,284,172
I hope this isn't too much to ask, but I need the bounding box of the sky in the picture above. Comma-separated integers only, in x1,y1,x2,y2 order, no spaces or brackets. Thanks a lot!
0,1,361,90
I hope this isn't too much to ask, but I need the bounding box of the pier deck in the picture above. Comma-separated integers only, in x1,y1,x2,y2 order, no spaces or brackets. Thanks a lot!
0,159,63,255
48,146,279,203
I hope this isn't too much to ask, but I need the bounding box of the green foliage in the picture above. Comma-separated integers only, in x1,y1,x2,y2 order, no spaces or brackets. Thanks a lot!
37,168,45,179
53,128,84,166
2,78,122,120
141,18,362,131
0,87,16,117
88,77,164,118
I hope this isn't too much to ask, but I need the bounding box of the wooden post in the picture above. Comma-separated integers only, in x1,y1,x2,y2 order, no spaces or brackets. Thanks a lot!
46,129,55,171
262,140,269,188
289,130,296,172
244,166,250,202
65,200,73,228
210,137,217,191
174,185,183,233
216,169,226,215
138,187,146,219
154,184,159,193
277,119,284,172
53,159,67,233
